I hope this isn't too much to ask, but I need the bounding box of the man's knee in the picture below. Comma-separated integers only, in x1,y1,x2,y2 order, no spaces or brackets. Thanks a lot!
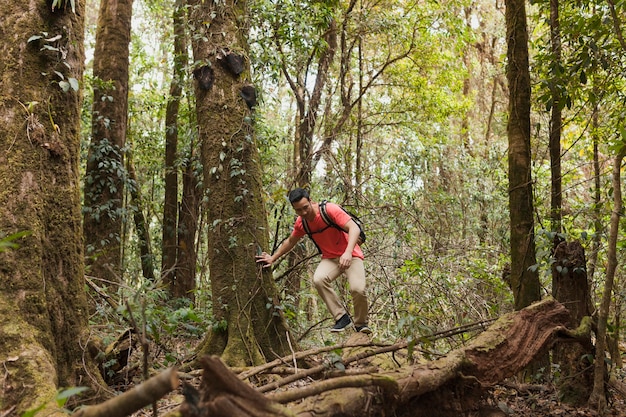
313,273,328,288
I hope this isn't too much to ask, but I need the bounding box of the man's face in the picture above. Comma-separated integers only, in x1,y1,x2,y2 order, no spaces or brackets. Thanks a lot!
292,198,314,221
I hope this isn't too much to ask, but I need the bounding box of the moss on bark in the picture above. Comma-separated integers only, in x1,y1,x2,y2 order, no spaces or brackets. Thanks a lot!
0,1,105,413
188,0,292,366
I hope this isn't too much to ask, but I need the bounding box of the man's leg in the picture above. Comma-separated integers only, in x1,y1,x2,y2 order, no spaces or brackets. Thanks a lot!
345,258,369,327
313,258,346,321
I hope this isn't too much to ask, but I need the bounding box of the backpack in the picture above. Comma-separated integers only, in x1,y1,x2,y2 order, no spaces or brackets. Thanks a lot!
302,201,366,252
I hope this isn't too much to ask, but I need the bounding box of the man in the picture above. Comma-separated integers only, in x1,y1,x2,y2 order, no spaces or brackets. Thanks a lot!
256,188,371,334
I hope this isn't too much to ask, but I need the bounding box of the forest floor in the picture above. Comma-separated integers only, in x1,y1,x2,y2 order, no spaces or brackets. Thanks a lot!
483,382,626,416
125,368,626,417
121,330,626,416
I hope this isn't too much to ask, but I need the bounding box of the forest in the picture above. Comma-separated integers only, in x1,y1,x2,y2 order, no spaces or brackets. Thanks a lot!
2,0,626,415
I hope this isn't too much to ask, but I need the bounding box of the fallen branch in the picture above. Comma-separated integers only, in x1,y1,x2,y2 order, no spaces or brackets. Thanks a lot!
238,340,394,381
72,367,179,417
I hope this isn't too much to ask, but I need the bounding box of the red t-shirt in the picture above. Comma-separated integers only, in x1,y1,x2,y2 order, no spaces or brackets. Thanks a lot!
292,202,364,260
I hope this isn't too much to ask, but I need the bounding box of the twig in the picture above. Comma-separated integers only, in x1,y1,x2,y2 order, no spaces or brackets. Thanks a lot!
238,340,393,381
257,340,408,393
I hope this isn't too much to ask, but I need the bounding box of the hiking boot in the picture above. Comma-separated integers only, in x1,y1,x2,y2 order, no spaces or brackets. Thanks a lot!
330,313,352,332
355,325,372,334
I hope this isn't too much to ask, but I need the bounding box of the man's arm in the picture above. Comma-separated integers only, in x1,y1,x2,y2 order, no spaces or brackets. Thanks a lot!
255,234,301,268
339,219,361,269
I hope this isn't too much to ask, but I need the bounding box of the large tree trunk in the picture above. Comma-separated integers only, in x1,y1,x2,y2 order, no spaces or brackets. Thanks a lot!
505,0,541,310
83,0,134,284
179,299,576,417
0,2,103,414
188,0,292,366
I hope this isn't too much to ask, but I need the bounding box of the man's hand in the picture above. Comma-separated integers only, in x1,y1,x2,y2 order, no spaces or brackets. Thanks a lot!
339,252,352,270
256,252,273,268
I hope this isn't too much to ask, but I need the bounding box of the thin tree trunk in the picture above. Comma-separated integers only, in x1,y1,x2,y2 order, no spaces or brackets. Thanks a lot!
176,147,200,301
505,0,541,310
549,0,562,234
128,151,156,281
589,147,626,411
588,100,601,281
162,0,188,288
83,0,134,284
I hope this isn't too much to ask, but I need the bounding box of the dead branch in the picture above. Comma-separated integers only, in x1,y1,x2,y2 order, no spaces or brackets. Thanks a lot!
72,367,179,417
238,340,395,381
181,298,572,417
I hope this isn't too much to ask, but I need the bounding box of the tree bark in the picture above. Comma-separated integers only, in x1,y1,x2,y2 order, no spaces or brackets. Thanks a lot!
589,147,626,411
0,2,104,413
188,0,292,366
176,148,200,301
548,0,563,234
83,0,134,284
505,0,541,310
73,367,179,417
127,151,156,281
551,240,593,405
162,0,188,291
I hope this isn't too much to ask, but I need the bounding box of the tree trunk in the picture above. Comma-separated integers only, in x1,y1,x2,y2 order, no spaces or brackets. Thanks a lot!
188,0,292,366
551,240,593,405
548,0,562,234
505,0,541,310
0,2,103,414
176,148,200,301
587,99,602,282
83,0,134,284
162,0,188,290
128,152,156,281
589,147,626,411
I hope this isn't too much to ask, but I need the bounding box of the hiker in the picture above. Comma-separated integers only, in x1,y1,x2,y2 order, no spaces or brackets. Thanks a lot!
256,188,371,334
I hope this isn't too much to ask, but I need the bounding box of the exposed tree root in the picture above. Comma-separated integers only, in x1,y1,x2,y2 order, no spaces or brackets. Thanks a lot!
178,298,574,417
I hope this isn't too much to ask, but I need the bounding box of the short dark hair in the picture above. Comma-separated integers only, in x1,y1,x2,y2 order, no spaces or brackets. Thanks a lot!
288,188,310,204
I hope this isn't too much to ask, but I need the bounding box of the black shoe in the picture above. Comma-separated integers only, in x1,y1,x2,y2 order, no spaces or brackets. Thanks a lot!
330,314,352,332
355,325,372,334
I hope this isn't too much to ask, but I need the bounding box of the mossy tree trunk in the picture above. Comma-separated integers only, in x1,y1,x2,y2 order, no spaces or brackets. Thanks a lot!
83,0,134,284
0,2,103,414
188,0,293,366
505,0,541,310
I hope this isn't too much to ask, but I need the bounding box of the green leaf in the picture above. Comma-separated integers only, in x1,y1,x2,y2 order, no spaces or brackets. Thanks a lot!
21,403,45,417
59,80,70,92
56,386,89,407
0,231,31,252
69,78,79,91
